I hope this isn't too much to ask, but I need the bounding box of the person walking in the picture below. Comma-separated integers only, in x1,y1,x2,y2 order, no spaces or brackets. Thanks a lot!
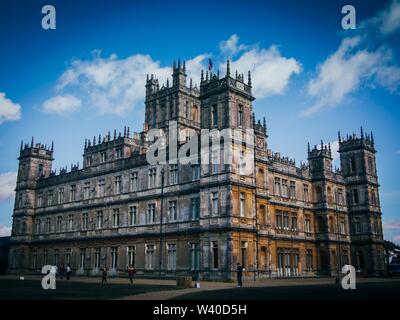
236,263,244,287
128,265,136,284
66,264,71,280
102,266,108,283
59,264,65,280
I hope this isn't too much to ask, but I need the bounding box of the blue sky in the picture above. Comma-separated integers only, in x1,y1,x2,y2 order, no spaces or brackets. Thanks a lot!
0,0,399,242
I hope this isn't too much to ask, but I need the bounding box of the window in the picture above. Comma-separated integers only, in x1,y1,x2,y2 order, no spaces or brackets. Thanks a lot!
167,244,177,270
212,241,219,269
82,212,88,230
168,201,178,222
129,206,138,225
128,246,135,266
350,157,356,173
291,213,298,230
274,177,281,196
239,192,245,217
85,156,92,167
70,185,76,202
303,184,309,202
18,193,23,208
305,214,311,233
45,218,51,233
111,247,118,269
35,219,41,234
116,147,123,159
147,203,156,224
275,210,283,229
169,164,178,185
66,248,72,265
96,211,103,229
98,179,105,197
100,151,107,163
340,218,346,235
148,168,157,189
112,209,120,227
84,182,90,200
238,105,243,127
56,216,62,232
58,187,64,203
355,217,361,233
368,157,374,175
337,188,344,205
37,164,44,178
130,172,138,192
145,244,155,270
306,249,313,272
211,192,219,215
282,179,288,198
94,248,101,269
212,104,218,127
191,197,200,220
241,241,247,267
353,189,359,204
185,101,190,119
283,212,289,230
114,176,122,194
238,149,245,175
289,181,296,199
212,149,219,174
37,192,43,207
190,243,200,270
80,248,86,269
192,164,200,180
68,214,74,231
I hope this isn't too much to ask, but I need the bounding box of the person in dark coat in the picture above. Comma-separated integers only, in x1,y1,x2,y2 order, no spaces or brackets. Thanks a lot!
128,265,136,284
102,266,108,283
236,263,244,287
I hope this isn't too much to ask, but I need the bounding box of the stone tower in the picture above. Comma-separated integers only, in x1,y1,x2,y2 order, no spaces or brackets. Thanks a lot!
9,139,54,271
338,128,385,275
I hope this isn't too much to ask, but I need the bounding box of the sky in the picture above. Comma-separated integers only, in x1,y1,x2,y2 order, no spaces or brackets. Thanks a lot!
0,0,399,242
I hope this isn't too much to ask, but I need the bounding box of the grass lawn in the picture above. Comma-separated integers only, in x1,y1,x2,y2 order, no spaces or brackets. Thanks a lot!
0,278,176,300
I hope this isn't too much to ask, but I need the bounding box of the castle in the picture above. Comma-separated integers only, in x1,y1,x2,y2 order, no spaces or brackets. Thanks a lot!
8,60,385,280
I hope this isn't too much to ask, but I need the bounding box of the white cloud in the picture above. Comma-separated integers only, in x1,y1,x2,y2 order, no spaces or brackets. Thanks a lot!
0,225,11,237
0,93,21,124
330,140,340,168
51,52,208,116
0,172,16,202
225,44,302,98
219,34,247,57
42,94,82,115
303,1,400,116
384,220,400,229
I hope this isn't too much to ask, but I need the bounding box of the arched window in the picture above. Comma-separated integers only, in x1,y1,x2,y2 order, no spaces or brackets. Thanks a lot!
257,168,265,188
259,205,266,225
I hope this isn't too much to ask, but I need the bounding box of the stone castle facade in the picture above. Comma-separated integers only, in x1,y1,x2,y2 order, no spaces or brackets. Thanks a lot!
8,60,385,280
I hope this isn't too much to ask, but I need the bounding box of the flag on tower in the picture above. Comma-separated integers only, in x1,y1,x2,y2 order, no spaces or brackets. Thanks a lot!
208,58,213,71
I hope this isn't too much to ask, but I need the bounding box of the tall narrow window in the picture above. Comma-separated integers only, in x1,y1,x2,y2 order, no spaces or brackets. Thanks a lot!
303,184,309,202
130,172,138,192
101,152,107,163
147,203,156,224
58,187,64,203
238,105,243,127
212,104,218,127
70,185,76,202
241,241,247,267
191,197,200,220
112,209,120,227
68,214,74,231
84,182,90,199
353,188,359,204
192,164,200,180
283,212,289,229
111,247,118,269
167,243,177,270
114,176,122,194
65,248,72,265
190,243,200,270
96,211,103,229
274,178,281,196
128,246,135,266
289,181,296,199
291,213,298,230
275,210,283,229
56,216,62,232
94,248,101,269
145,244,154,270
82,212,88,230
239,192,245,217
148,168,157,189
305,214,311,233
212,192,219,215
129,206,137,225
80,248,86,269
169,164,178,185
212,241,219,269
168,201,178,222
37,192,43,207
116,147,123,159
350,157,356,173
98,179,105,197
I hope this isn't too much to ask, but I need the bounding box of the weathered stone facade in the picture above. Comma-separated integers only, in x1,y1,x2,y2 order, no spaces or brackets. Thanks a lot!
7,60,385,280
